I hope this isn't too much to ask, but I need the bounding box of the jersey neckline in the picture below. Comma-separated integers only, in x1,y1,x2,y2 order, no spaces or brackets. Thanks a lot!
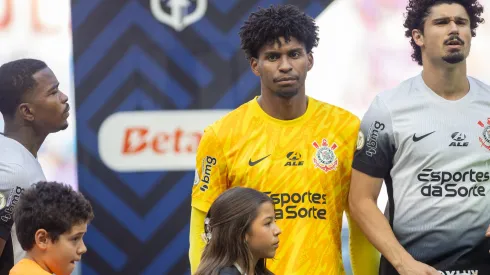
251,96,316,126
416,73,475,105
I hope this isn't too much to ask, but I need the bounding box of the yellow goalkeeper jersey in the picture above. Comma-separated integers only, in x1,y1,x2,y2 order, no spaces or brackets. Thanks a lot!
192,96,371,275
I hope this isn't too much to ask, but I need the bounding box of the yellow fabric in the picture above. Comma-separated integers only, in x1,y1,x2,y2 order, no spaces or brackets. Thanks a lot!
190,96,379,275
9,258,52,275
347,212,380,275
189,207,206,274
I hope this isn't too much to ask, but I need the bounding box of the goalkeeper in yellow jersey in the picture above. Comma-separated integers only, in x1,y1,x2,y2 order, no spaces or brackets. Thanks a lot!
189,4,379,275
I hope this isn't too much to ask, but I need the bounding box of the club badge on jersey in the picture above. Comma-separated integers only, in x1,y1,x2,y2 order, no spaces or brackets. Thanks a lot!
477,118,490,151
478,118,490,150
312,138,338,173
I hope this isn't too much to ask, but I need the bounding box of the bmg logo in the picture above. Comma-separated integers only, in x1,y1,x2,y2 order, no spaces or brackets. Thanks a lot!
200,156,216,192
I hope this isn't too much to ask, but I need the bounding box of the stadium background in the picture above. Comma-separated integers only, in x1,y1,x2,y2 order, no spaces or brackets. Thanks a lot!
1,0,490,274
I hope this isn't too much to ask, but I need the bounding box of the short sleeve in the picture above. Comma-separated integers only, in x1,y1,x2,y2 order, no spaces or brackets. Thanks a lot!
0,163,27,240
352,96,396,179
191,126,229,213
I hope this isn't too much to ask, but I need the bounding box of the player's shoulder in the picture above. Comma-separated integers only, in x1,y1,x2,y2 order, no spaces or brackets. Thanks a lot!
0,151,27,184
377,75,419,103
202,99,256,137
0,135,27,167
468,76,490,95
309,96,360,123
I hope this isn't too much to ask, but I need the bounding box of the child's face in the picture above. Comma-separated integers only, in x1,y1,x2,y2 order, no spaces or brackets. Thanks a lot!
245,202,281,260
45,223,88,275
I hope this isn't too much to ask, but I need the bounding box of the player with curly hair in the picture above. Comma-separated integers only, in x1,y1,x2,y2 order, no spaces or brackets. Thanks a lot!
349,1,490,274
10,181,94,275
189,4,378,275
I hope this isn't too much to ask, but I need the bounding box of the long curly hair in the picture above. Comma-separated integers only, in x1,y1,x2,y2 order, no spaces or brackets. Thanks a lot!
239,4,319,60
403,0,485,65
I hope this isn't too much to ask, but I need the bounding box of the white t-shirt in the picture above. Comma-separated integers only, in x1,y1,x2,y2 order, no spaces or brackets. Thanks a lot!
0,134,45,270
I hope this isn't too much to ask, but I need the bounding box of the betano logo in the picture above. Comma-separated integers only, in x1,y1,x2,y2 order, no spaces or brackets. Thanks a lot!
98,110,229,172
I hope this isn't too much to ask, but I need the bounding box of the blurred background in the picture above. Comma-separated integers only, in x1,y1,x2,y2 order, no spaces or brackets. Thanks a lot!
1,0,490,274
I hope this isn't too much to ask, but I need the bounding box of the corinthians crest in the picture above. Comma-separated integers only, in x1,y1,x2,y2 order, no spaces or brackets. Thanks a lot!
312,138,338,173
478,118,490,151
150,0,207,31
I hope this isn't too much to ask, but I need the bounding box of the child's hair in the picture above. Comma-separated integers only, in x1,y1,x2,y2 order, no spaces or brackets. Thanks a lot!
195,187,275,275
14,181,94,250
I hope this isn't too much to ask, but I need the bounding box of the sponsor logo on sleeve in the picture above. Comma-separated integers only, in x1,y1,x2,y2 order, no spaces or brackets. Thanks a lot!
199,156,216,192
366,121,385,157
1,186,24,224
356,131,365,150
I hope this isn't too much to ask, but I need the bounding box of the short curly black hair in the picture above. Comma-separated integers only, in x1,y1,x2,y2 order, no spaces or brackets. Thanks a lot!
239,4,319,59
0,59,47,118
14,181,94,251
404,0,485,65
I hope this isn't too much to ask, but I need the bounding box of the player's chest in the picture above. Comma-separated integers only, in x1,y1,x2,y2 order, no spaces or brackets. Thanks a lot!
225,131,351,190
395,109,490,163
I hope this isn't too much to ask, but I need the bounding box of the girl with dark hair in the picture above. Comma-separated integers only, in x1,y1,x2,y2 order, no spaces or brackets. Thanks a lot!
195,187,281,275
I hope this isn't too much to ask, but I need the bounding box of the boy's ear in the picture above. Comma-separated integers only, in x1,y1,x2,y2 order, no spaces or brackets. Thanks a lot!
34,229,50,250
